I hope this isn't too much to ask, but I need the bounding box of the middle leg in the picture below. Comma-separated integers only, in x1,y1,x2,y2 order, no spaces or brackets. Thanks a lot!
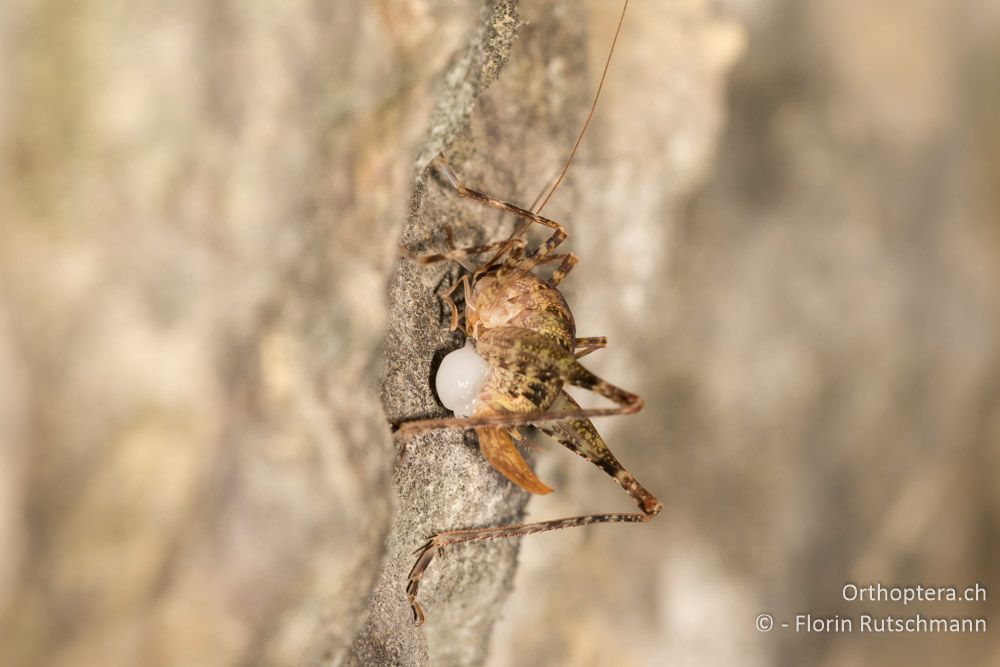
574,336,608,358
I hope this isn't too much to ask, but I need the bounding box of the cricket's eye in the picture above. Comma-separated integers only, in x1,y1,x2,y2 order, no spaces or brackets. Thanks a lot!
435,340,489,418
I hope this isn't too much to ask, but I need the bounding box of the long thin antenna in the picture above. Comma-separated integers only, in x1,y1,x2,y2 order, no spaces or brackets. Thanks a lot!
534,0,629,215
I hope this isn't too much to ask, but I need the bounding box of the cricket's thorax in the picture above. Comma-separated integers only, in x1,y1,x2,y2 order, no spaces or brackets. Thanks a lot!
466,268,576,352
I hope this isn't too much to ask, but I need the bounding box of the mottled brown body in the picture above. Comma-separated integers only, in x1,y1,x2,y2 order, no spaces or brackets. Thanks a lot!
395,0,658,627
467,269,575,350
473,319,575,495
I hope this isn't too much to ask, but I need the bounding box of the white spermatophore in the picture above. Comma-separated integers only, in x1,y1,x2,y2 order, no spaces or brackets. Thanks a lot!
435,340,490,418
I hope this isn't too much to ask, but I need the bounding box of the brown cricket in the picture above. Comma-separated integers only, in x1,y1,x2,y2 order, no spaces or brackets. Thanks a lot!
395,0,659,626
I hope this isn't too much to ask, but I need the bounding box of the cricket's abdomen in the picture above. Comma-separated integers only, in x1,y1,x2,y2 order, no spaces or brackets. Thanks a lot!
472,326,574,415
470,326,576,495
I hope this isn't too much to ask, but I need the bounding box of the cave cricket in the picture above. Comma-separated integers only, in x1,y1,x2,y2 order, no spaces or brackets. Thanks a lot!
395,0,660,625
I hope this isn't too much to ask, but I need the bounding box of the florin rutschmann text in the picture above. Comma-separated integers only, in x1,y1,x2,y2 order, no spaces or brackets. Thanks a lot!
755,582,988,634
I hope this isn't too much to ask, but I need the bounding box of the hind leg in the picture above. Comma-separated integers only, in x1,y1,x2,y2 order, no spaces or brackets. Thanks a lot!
407,390,659,625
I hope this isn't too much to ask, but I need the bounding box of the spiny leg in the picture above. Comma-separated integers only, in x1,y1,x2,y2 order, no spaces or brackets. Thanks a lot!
401,235,518,272
401,225,531,291
477,235,528,276
540,391,661,515
435,154,569,263
407,392,659,625
574,335,607,358
438,275,471,332
546,252,578,287
509,250,578,285
407,510,654,625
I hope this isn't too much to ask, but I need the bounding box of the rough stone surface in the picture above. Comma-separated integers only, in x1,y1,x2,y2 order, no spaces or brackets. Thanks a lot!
348,2,594,665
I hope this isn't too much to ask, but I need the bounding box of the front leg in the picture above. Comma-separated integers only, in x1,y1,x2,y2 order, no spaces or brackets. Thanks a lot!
434,153,570,263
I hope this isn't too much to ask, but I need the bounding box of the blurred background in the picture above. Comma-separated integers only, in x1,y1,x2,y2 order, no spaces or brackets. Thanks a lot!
492,1,1000,666
1,0,997,666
